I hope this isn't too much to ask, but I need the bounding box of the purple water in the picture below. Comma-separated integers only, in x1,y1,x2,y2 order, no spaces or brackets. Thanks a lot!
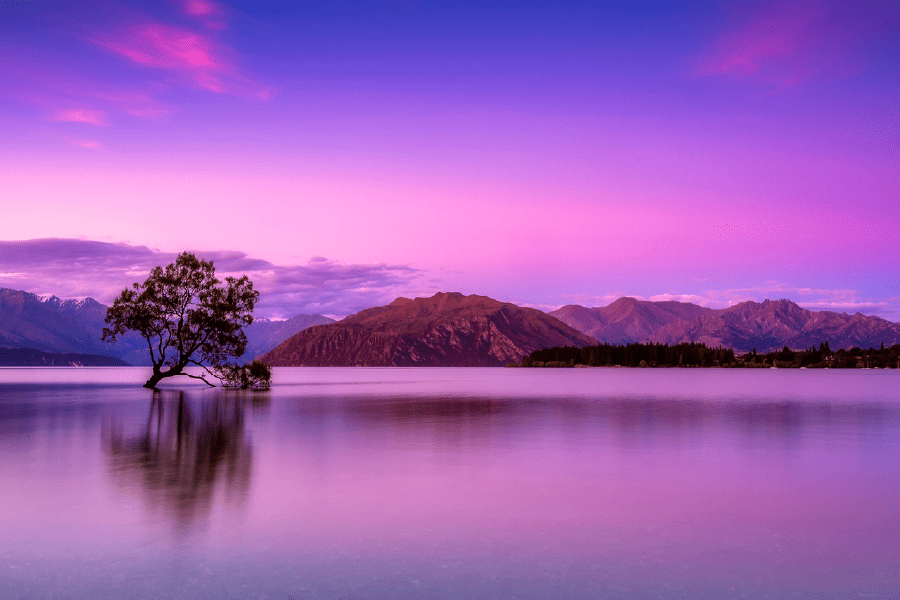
1,367,898,599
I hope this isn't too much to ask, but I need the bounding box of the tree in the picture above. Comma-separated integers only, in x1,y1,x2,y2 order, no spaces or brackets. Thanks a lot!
102,252,261,389
217,360,272,390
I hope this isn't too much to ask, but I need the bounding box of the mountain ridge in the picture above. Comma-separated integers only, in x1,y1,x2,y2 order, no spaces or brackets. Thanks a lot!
261,292,597,366
5,285,899,364
0,347,130,367
551,297,713,343
0,287,334,365
552,297,900,353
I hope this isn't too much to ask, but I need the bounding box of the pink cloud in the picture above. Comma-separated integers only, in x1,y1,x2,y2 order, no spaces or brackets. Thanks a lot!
92,21,266,98
181,0,229,29
51,109,107,126
97,91,176,119
696,2,856,89
71,139,101,149
93,23,234,92
184,0,216,17
195,73,225,93
97,24,221,69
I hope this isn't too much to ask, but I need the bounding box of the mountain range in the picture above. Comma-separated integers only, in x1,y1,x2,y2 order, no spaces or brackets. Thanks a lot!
550,297,900,353
0,347,129,367
260,292,597,366
3,285,899,367
551,297,712,344
0,288,333,365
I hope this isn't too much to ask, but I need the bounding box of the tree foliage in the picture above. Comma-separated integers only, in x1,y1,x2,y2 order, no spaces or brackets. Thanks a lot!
102,252,265,388
522,342,735,368
215,360,272,390
520,340,900,369
745,343,900,369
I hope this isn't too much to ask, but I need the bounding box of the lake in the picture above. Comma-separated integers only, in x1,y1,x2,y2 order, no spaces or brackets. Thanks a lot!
1,367,898,599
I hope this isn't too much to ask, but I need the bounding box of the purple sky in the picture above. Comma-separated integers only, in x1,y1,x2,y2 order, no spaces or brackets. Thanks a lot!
1,1,898,319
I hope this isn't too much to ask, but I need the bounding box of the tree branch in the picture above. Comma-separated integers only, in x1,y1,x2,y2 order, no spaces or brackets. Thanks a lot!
145,335,159,367
182,372,216,387
187,358,220,381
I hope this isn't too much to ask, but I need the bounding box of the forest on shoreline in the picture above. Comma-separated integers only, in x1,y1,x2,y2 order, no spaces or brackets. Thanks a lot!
521,342,900,369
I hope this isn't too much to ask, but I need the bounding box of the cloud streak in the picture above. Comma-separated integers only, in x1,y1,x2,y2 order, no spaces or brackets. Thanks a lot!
182,0,229,30
0,0,265,144
51,108,107,125
695,1,890,90
93,23,236,93
0,239,425,319
70,138,101,149
85,0,264,97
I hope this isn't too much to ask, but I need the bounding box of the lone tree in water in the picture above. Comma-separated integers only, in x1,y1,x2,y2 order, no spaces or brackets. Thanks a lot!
102,252,260,389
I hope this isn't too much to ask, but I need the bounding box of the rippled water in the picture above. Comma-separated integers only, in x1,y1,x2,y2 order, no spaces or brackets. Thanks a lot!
1,367,898,599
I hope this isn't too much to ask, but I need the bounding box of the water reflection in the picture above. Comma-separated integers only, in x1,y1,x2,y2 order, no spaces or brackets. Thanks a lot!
1,369,899,599
104,390,266,535
324,395,898,451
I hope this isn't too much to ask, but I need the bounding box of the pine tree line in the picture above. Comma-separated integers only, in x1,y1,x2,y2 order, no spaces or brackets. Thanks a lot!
522,342,735,368
520,341,900,369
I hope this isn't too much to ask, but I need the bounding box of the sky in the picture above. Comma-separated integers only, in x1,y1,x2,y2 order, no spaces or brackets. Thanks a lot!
1,0,898,319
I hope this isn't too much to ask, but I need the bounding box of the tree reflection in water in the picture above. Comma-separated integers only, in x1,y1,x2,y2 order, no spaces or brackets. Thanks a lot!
105,390,267,536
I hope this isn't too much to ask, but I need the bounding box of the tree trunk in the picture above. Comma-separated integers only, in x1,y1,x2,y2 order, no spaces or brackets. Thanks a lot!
143,364,183,389
143,370,165,389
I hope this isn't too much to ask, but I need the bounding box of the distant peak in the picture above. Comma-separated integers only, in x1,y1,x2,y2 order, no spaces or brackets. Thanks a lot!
761,298,801,309
405,292,471,304
729,300,761,309
608,296,640,307
61,297,101,308
369,292,503,319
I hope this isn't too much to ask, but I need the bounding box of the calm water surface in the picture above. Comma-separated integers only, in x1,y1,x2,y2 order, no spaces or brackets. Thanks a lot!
0,367,898,599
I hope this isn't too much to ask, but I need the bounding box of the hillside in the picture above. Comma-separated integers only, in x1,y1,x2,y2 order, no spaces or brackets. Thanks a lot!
261,292,597,366
0,288,141,359
648,299,900,352
551,297,712,343
0,287,331,365
553,296,900,353
244,314,336,359
0,347,130,367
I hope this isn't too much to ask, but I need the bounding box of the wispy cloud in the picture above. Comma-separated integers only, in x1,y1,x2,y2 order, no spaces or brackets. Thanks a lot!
648,293,712,305
96,91,175,119
695,1,887,90
0,1,265,144
181,0,229,30
51,108,106,125
551,293,626,309
93,23,236,93
70,138,101,149
0,239,426,319
85,1,265,97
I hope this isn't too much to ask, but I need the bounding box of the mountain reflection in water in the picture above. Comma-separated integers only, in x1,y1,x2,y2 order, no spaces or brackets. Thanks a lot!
0,368,898,600
103,391,267,535
289,394,898,453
